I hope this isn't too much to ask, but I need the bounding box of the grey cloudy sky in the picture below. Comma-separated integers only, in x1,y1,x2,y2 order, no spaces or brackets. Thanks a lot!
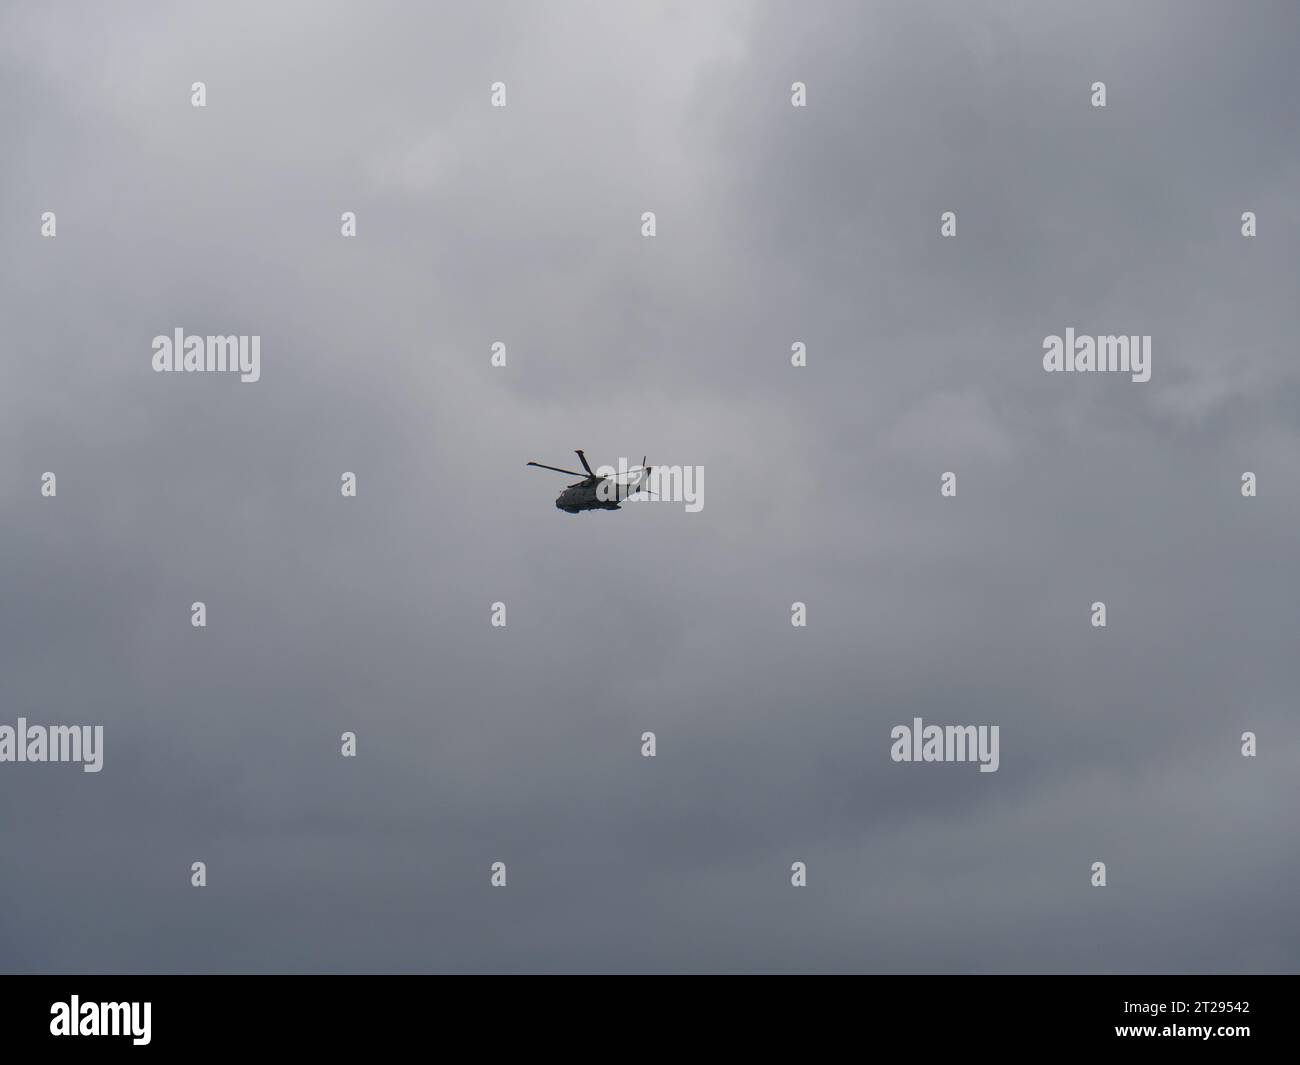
2,0,1298,973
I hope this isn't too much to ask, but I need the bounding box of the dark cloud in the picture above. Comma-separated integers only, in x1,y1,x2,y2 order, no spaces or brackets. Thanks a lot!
1,0,1297,973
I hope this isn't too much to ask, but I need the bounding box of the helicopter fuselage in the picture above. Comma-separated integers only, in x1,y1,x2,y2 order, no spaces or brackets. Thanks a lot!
556,479,624,513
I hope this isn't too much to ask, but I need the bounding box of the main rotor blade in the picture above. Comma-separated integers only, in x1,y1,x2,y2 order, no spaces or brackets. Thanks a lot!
575,449,595,476
527,461,590,477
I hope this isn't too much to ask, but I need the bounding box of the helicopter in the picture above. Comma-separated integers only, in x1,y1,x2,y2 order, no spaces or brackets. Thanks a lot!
527,450,652,513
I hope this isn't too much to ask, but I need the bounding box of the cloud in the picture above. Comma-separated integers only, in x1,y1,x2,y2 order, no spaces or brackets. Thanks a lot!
1,0,1297,973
